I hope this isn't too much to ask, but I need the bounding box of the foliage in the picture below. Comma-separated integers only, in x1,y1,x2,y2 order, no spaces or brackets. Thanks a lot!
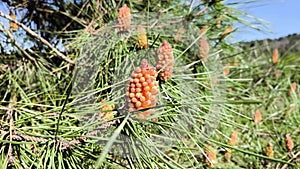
0,0,299,169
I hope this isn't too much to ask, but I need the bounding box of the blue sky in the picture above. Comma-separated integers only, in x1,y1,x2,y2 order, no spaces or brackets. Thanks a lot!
1,0,299,44
231,0,300,42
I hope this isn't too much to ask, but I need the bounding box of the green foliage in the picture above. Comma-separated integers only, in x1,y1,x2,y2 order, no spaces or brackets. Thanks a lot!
0,0,299,169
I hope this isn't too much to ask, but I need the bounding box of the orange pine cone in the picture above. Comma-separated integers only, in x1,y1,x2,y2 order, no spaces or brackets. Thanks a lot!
272,48,279,64
117,4,131,32
126,59,159,119
223,63,230,76
285,134,294,152
205,144,217,167
289,82,297,96
156,40,174,81
136,26,148,48
229,130,238,146
99,100,115,121
266,142,274,158
254,109,262,125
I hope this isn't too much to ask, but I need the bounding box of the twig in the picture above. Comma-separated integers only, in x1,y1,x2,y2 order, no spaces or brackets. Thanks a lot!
281,151,300,169
0,120,117,150
7,97,16,166
0,22,36,63
195,5,209,16
60,0,89,33
0,11,75,64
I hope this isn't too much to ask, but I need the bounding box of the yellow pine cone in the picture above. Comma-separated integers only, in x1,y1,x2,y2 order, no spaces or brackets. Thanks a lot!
156,40,174,81
118,4,131,32
136,26,148,48
285,104,295,117
9,10,18,31
266,142,274,158
205,144,217,167
99,100,115,121
220,25,233,39
199,25,208,35
126,59,159,119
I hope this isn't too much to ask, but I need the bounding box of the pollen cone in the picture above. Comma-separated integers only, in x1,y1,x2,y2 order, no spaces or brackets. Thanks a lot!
126,59,159,119
118,4,131,32
156,40,174,81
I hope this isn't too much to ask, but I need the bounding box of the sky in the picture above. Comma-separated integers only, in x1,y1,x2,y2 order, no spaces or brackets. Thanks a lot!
231,0,300,42
1,0,300,44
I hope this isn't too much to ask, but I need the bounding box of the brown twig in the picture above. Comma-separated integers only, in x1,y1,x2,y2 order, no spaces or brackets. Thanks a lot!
195,5,209,16
281,151,300,169
0,11,75,64
0,120,117,150
7,97,16,167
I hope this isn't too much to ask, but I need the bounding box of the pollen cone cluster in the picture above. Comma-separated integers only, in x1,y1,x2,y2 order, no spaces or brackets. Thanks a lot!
156,40,174,81
117,4,131,32
136,26,148,48
126,59,159,119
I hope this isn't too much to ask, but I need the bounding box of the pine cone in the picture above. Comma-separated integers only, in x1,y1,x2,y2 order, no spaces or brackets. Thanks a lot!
199,37,210,62
266,142,274,158
136,26,148,48
254,109,262,125
98,100,115,121
126,59,159,119
229,129,238,146
285,134,294,152
272,48,279,64
156,40,174,81
205,144,217,167
9,10,18,32
118,4,131,32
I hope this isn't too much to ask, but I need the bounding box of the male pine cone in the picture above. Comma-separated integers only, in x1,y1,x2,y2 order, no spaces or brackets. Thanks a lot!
156,40,174,81
126,59,159,119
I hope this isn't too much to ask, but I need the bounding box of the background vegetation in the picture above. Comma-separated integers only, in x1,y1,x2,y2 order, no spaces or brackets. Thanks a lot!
0,0,299,168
